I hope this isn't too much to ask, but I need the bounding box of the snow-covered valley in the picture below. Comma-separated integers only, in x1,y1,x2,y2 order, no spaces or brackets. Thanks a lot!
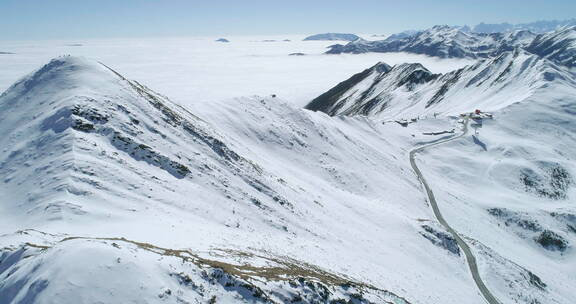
1,29,575,304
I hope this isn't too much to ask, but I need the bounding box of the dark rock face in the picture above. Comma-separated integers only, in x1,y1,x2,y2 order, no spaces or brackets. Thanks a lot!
395,63,439,89
426,69,463,107
420,225,460,255
305,63,391,115
303,33,360,41
488,208,571,253
215,38,230,43
487,208,543,232
526,271,547,290
535,230,568,252
110,132,191,179
520,162,572,200
550,212,576,234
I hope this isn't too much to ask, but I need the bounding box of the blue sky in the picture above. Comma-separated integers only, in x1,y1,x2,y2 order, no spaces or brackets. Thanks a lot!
1,0,575,40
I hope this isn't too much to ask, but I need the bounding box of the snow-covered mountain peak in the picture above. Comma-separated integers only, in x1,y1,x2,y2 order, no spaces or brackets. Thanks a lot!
2,56,120,100
526,25,576,67
371,62,436,83
305,61,440,116
429,24,455,31
392,62,432,74
371,61,392,73
368,62,437,88
307,49,576,118
530,25,576,46
386,63,438,89
0,56,276,227
423,25,472,39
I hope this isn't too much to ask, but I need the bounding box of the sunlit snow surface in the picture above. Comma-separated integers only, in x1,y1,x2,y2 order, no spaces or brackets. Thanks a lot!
0,36,574,304
0,35,472,107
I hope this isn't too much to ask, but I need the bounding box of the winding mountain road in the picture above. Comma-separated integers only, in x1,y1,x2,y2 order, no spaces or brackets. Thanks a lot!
409,118,501,304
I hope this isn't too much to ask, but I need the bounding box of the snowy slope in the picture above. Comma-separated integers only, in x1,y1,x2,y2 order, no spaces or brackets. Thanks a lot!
526,26,576,68
306,45,576,303
415,81,576,304
0,56,499,303
188,92,576,304
306,49,576,119
0,56,290,232
327,26,536,59
2,53,574,303
381,30,421,42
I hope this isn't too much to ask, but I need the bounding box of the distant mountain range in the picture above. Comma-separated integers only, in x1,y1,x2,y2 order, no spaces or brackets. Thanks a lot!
327,25,538,58
327,25,576,68
373,19,576,37
470,19,576,33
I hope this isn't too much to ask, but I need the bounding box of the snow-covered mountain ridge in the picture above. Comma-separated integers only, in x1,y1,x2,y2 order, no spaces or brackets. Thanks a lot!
377,19,576,38
327,25,537,58
0,56,284,227
526,25,576,68
328,25,576,70
307,49,576,118
470,19,576,34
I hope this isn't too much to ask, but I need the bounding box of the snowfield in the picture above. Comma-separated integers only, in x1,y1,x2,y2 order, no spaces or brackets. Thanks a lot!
0,31,575,304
